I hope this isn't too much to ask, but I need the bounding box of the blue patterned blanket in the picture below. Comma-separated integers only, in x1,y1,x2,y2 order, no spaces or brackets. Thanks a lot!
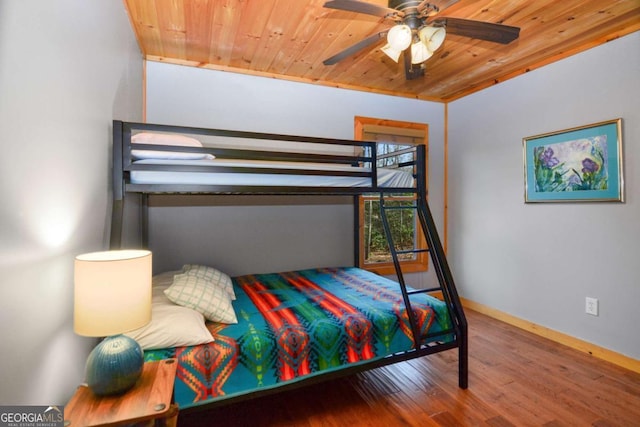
145,267,451,409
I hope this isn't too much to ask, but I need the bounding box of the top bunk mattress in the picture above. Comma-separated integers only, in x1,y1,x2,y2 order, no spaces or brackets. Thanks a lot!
129,158,415,188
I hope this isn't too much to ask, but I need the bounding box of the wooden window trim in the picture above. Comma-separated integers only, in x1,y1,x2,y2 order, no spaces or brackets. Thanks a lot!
354,116,429,275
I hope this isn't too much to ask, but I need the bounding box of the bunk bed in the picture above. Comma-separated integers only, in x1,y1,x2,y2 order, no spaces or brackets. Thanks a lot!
110,120,468,412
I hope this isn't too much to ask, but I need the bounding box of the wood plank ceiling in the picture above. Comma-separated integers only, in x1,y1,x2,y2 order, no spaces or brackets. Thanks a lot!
123,0,640,102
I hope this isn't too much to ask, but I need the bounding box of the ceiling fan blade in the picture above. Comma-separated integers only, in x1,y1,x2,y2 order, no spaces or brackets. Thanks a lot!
323,0,402,18
433,17,520,44
323,31,387,65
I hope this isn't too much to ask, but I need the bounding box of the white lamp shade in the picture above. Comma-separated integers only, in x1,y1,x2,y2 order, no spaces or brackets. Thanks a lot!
381,43,403,62
74,250,152,337
411,41,433,64
419,26,446,52
386,24,412,51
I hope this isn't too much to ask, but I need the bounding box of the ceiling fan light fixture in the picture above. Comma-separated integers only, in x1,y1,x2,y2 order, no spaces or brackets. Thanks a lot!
419,25,446,52
386,24,412,51
411,41,433,64
381,43,403,62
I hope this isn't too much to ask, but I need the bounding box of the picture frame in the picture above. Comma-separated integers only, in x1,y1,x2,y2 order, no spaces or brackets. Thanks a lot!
523,118,623,203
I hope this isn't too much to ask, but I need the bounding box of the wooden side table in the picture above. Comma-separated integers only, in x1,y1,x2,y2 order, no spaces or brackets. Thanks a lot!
64,358,177,427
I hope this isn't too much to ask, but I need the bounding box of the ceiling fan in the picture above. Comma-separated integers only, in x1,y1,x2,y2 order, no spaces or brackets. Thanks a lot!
322,0,520,80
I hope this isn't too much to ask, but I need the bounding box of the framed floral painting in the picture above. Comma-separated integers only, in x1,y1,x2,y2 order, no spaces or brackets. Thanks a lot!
523,119,624,203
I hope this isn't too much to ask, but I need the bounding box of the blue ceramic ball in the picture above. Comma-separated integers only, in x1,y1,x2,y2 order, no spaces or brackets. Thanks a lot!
85,335,144,396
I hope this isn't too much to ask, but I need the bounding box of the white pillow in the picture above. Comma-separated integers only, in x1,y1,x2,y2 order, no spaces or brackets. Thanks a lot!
151,270,179,291
124,271,214,350
131,132,215,160
164,274,238,324
182,264,236,300
124,303,214,350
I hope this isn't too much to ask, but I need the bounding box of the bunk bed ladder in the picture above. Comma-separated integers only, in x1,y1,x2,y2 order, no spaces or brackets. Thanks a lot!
378,195,423,348
379,193,469,389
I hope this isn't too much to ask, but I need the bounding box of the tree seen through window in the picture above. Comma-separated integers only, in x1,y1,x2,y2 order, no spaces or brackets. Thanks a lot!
355,117,428,275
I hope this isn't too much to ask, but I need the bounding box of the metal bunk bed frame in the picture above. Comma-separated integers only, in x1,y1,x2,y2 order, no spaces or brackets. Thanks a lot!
110,120,468,406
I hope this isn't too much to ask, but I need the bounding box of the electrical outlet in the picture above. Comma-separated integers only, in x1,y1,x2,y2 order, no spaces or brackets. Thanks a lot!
585,297,599,316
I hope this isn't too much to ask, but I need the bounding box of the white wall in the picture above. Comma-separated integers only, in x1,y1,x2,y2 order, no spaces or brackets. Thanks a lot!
147,195,355,277
0,1,142,404
145,62,446,286
448,32,640,359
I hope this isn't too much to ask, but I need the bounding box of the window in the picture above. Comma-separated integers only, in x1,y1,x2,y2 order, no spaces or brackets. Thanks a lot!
355,117,428,275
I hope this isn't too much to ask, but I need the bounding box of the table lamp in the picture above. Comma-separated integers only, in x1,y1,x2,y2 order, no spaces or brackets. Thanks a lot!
74,249,152,396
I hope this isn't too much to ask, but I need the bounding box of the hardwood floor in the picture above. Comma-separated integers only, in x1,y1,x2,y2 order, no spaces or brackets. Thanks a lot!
177,309,640,426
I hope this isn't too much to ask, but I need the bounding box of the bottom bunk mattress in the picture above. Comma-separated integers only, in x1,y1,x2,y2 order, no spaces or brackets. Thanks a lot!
144,267,452,409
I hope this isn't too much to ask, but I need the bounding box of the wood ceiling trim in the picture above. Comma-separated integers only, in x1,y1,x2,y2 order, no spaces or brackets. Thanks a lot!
144,56,436,101
463,25,640,102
